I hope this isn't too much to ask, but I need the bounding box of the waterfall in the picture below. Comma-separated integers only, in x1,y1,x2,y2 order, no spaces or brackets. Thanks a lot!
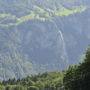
50,19,69,69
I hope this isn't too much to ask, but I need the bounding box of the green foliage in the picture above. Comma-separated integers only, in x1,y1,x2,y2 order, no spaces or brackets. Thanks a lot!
63,66,78,90
12,85,25,90
5,85,25,90
0,6,87,27
0,85,5,90
1,45,90,90
63,45,90,90
0,71,64,90
28,86,39,90
35,81,44,90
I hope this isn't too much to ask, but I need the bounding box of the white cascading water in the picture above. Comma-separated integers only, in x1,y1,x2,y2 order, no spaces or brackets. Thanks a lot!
50,20,69,69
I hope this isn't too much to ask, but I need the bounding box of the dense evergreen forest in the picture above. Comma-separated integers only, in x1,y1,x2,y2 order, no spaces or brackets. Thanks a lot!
63,45,90,90
0,45,90,90
0,72,64,90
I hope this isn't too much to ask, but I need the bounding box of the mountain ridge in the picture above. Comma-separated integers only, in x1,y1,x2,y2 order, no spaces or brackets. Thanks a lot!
0,0,89,80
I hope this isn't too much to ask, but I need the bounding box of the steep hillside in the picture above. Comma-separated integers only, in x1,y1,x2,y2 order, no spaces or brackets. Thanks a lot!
0,0,89,79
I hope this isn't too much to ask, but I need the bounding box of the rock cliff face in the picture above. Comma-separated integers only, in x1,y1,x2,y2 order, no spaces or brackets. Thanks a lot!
0,0,89,80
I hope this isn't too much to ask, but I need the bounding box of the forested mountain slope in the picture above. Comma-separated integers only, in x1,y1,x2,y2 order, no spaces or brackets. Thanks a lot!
0,0,89,79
